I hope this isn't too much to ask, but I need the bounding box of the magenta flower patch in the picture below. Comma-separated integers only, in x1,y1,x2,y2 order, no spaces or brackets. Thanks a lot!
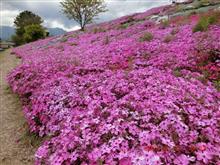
7,6,220,165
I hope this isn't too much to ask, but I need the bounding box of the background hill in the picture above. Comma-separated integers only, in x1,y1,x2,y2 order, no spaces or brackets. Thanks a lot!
0,26,15,41
0,26,66,41
47,27,67,36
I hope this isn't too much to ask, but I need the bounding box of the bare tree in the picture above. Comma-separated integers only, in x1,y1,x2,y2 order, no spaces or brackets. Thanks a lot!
61,0,107,31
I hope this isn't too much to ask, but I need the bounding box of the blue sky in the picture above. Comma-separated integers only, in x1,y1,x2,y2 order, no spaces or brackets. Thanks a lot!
1,0,171,31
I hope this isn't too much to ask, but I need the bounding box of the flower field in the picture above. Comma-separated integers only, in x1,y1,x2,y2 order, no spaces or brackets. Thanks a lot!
7,4,220,165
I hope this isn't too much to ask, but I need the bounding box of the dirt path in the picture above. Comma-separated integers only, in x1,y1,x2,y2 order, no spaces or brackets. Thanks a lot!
0,49,40,165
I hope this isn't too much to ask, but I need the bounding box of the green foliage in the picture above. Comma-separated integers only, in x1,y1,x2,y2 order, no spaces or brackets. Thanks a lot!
164,34,174,43
193,15,218,33
12,27,25,46
97,159,104,165
197,0,210,7
160,19,169,29
14,10,43,29
208,15,218,24
140,32,154,42
93,27,106,33
173,68,182,77
199,0,209,3
171,28,179,35
197,76,208,84
70,42,78,46
60,37,68,42
118,23,130,29
23,24,46,43
12,11,44,45
118,16,135,29
70,34,78,38
11,34,25,45
193,17,210,32
213,80,220,91
61,0,107,31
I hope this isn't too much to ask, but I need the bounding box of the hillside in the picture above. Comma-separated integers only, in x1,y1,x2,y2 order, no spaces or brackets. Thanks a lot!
7,1,220,165
0,26,15,41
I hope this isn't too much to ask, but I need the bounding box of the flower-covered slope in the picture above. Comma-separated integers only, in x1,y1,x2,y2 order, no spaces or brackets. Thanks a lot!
8,4,220,165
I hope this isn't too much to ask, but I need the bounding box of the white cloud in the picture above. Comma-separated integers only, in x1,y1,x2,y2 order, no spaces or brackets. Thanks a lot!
96,0,171,23
44,20,80,31
0,10,20,27
1,0,171,31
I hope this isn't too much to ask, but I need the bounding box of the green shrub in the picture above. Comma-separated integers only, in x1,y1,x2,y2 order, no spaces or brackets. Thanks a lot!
119,16,136,29
70,42,78,46
23,24,46,42
197,0,210,7
118,23,130,29
118,17,136,30
164,34,174,43
93,27,106,33
208,15,218,24
12,34,25,46
60,37,68,42
139,32,154,42
11,11,45,45
197,76,208,84
193,15,218,33
125,16,135,24
173,68,182,77
160,19,169,29
171,28,179,35
213,80,220,91
193,16,210,32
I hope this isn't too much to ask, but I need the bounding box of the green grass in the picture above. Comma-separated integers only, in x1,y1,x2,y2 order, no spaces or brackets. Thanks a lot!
160,19,169,29
139,32,154,42
173,68,182,77
164,34,174,43
93,27,106,33
213,80,220,91
193,15,218,32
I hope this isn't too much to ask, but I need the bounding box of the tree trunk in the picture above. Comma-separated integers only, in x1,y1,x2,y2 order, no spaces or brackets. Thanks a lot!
81,25,85,31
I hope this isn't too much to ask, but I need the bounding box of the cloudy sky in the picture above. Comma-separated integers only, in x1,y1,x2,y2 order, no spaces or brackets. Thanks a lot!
1,0,171,31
